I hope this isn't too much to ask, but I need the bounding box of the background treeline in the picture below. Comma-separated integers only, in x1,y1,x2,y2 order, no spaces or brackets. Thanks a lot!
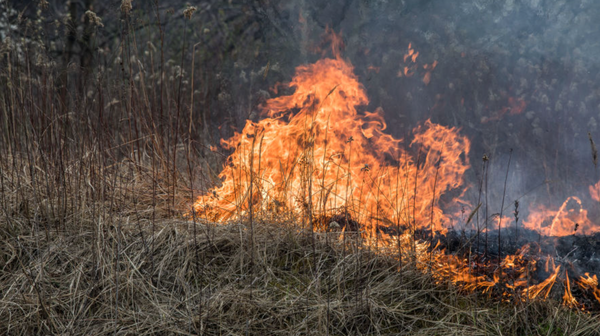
3,0,600,235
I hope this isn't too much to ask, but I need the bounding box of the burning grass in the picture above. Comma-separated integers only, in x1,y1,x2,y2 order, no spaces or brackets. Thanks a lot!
2,2,600,334
191,30,600,312
1,150,598,335
3,210,600,335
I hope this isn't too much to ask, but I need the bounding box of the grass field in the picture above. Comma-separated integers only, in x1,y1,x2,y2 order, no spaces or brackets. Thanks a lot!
2,1,600,335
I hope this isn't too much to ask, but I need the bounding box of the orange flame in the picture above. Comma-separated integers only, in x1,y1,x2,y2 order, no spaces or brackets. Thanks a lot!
589,180,600,202
192,30,600,311
522,196,599,236
481,96,527,123
399,44,437,85
524,264,560,300
194,35,469,238
563,271,578,308
579,273,600,305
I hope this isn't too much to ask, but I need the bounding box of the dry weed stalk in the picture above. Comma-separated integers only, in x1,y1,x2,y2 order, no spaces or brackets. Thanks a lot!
1,1,600,335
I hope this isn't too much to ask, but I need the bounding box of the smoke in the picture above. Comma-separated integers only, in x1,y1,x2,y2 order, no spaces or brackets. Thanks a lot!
272,0,600,219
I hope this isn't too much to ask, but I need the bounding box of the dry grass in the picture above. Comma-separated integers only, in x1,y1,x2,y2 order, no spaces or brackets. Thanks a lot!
1,2,600,335
2,187,600,335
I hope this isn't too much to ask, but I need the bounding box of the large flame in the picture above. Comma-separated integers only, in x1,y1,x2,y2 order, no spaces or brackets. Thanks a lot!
193,32,600,310
194,40,469,237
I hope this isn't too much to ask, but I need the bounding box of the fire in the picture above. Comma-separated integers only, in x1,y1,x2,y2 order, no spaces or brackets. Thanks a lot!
194,34,469,238
481,96,527,123
563,271,578,308
522,196,599,236
589,180,600,202
579,273,600,305
524,264,561,300
399,43,437,85
193,30,600,312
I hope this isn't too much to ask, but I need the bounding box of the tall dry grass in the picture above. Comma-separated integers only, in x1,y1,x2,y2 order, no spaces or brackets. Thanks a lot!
1,1,600,335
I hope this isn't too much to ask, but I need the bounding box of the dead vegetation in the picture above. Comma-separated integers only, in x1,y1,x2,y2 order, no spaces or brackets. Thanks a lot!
1,1,600,335
0,153,599,334
3,207,600,335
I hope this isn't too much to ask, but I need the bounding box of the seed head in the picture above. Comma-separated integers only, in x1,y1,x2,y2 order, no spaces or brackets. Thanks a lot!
85,10,104,27
183,5,197,20
39,0,49,10
121,0,133,15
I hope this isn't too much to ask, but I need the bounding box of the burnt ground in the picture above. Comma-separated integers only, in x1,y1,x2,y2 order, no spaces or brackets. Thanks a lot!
442,228,600,311
317,212,600,311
